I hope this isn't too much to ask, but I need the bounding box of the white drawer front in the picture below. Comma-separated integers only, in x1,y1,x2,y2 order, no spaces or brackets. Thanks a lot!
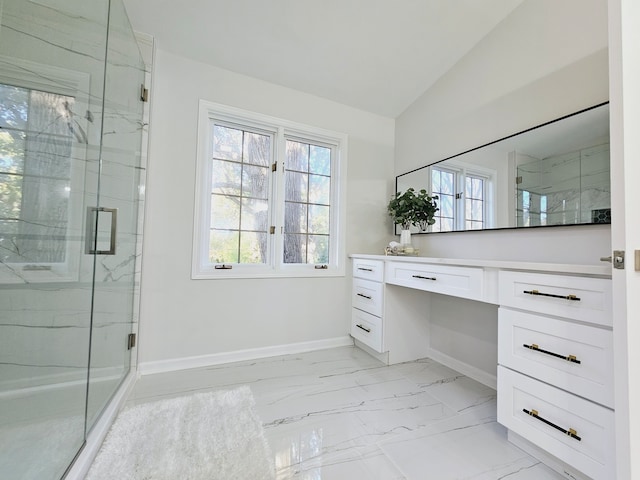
352,278,383,317
497,366,615,480
498,308,614,408
385,262,483,301
352,258,384,282
498,271,612,326
351,308,383,353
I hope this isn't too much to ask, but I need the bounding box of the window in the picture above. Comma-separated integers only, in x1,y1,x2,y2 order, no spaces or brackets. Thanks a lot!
0,84,75,263
193,101,347,278
430,165,491,232
0,56,89,283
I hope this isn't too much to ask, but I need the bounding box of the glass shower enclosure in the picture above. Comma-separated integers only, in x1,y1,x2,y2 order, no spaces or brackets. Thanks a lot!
0,0,145,478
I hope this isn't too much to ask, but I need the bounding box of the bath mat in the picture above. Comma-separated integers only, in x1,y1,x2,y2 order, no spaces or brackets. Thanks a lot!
86,386,275,480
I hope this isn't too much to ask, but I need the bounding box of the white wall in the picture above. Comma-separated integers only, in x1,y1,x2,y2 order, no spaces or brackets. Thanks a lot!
138,50,394,366
395,0,610,265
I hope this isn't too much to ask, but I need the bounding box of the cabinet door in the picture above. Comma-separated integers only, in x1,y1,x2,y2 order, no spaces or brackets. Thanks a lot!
352,258,384,282
498,366,615,480
385,262,483,301
352,278,384,317
499,308,614,408
498,271,612,326
351,308,383,353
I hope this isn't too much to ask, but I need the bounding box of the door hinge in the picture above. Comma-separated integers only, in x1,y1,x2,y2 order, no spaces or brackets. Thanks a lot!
140,84,149,102
515,176,523,185
270,226,276,234
127,333,136,350
271,162,277,172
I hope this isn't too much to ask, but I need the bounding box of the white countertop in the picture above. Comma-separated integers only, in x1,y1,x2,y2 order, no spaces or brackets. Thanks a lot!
349,253,612,277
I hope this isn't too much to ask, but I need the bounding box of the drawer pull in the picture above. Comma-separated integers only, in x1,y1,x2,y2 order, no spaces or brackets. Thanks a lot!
357,267,373,272
412,275,437,281
523,408,581,441
356,324,371,333
357,293,372,300
523,289,581,301
523,344,581,364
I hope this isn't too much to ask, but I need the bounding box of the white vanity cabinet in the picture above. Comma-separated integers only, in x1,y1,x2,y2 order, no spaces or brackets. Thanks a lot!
350,258,385,352
349,254,614,480
497,270,614,480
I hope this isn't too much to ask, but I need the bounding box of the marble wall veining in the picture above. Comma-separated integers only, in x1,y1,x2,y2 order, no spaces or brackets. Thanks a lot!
0,1,147,476
516,143,610,227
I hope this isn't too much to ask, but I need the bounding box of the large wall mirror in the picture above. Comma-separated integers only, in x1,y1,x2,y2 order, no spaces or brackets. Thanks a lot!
396,102,610,234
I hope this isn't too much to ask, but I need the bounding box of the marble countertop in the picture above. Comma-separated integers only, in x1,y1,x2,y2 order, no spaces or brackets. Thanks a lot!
349,253,612,277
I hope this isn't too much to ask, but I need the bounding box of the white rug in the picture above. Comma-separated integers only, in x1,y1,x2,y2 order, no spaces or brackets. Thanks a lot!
86,386,275,480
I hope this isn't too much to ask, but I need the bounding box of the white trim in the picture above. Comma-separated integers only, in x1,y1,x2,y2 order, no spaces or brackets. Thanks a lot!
192,100,348,279
64,371,138,480
426,347,497,390
138,336,354,376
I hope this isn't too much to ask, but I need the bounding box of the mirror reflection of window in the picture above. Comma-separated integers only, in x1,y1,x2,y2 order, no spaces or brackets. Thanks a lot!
465,175,486,230
431,167,455,232
396,103,609,233
430,166,490,232
0,83,75,265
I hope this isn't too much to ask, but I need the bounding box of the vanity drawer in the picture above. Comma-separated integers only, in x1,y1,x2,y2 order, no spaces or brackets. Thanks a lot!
352,278,384,317
351,308,383,353
352,258,384,282
497,366,615,480
385,262,483,301
499,308,614,408
498,271,612,326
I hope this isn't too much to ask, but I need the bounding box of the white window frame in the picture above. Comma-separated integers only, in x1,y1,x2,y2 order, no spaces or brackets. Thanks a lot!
192,101,347,279
0,55,90,284
429,161,496,232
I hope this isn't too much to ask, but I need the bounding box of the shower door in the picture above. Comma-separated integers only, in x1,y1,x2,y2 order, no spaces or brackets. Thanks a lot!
0,0,144,478
85,0,146,431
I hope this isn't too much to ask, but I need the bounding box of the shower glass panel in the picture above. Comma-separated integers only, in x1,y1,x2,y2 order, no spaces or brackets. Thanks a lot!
85,0,145,430
0,0,144,478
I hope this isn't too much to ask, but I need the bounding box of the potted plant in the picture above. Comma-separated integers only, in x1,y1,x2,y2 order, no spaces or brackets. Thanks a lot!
387,188,439,246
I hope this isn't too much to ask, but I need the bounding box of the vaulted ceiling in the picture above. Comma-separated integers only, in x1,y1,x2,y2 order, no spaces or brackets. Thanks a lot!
123,0,524,117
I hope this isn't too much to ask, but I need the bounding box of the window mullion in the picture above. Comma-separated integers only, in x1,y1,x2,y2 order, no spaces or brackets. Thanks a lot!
273,127,286,269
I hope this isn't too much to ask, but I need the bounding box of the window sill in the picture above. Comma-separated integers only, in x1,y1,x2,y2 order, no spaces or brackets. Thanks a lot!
191,266,345,280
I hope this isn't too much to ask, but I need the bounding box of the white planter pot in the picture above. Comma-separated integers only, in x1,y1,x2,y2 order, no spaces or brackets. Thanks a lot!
400,229,412,246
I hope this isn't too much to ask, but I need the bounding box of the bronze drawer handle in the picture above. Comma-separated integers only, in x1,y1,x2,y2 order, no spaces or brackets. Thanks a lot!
357,293,372,300
523,289,580,301
523,344,581,364
355,324,371,333
357,267,373,272
523,408,581,441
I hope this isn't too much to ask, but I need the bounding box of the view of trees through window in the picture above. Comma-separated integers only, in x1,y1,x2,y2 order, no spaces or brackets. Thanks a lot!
284,140,331,264
0,83,74,264
209,124,272,264
198,105,342,275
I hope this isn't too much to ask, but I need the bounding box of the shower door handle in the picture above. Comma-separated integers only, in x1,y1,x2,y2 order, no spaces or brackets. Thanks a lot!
85,207,118,255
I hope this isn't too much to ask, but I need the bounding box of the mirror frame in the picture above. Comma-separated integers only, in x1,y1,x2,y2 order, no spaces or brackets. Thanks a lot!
395,101,610,235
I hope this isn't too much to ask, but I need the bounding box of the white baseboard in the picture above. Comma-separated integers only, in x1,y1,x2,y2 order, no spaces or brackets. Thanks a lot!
427,347,497,390
64,371,137,480
138,336,354,376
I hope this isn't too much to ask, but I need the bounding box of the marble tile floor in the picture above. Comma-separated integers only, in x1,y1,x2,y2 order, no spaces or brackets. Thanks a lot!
126,346,565,480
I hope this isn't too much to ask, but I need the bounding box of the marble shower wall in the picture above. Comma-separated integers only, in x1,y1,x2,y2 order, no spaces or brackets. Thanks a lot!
0,0,146,424
516,143,610,227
